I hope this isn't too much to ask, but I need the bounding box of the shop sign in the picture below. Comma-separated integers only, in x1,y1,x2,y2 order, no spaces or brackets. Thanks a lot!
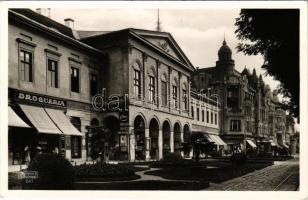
16,91,66,107
222,135,244,140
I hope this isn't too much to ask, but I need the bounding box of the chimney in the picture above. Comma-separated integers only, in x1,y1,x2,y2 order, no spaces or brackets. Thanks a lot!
64,18,74,29
36,8,50,18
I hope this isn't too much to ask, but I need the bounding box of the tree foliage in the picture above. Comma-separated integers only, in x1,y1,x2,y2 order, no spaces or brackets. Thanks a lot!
235,9,299,121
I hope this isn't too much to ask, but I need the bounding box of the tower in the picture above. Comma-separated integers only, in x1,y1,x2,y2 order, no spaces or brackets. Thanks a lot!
215,38,235,78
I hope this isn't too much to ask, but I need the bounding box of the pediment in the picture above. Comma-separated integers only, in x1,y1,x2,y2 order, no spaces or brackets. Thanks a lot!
131,29,194,71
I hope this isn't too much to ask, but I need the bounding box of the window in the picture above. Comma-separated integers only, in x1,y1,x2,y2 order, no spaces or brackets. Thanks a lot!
71,136,81,158
133,69,141,98
206,111,209,123
230,120,241,131
148,76,155,103
197,108,200,121
191,106,194,119
182,89,188,110
215,113,217,125
19,50,33,82
172,85,177,108
161,80,167,106
202,110,205,122
211,112,213,124
90,74,98,96
71,67,80,93
47,59,58,88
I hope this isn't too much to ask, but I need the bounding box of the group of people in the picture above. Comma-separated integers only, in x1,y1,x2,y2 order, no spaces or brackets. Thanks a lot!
23,146,59,165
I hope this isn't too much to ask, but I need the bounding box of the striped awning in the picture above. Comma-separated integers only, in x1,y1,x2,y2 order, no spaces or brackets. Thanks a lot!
45,108,82,136
246,139,257,148
8,106,30,128
19,104,62,134
269,140,278,146
208,134,227,146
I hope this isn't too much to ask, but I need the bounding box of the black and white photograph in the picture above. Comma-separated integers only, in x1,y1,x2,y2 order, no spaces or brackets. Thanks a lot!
0,1,307,199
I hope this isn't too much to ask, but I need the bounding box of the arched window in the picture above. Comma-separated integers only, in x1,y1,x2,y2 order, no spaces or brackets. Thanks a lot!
182,83,188,111
148,68,156,103
133,62,142,98
191,106,194,119
172,78,178,108
161,74,168,106
202,110,205,122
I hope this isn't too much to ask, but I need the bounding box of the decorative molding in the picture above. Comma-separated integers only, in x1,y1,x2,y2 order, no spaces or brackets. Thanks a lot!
44,48,62,57
68,57,82,64
16,38,37,47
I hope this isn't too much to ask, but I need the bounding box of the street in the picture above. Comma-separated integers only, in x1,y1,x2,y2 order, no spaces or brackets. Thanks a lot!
206,157,299,191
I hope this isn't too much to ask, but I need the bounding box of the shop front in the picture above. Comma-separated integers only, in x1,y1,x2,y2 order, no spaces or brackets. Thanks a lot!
8,89,83,170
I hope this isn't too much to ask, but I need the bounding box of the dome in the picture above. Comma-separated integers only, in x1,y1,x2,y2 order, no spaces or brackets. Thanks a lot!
218,39,232,61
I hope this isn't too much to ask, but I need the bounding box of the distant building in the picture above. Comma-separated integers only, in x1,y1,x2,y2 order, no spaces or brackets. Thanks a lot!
192,39,293,154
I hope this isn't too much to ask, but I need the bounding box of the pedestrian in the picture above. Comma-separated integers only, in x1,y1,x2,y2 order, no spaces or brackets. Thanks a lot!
53,147,59,154
36,146,42,155
24,146,31,165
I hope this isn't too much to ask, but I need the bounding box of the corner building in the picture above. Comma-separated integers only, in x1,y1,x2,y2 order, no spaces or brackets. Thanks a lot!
8,9,104,170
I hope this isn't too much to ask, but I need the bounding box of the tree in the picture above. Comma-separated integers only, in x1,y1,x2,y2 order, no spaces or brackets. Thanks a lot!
90,127,112,162
235,9,299,121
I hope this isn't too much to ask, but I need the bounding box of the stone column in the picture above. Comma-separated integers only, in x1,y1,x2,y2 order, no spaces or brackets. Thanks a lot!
145,128,150,161
170,131,174,152
81,119,90,162
128,126,135,162
158,129,163,159
180,131,184,157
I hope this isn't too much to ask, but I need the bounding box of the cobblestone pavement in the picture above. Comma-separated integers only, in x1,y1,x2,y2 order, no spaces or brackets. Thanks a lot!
205,158,299,191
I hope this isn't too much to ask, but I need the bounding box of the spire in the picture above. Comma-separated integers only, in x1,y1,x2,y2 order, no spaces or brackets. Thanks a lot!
156,9,162,32
223,33,226,45
253,68,257,76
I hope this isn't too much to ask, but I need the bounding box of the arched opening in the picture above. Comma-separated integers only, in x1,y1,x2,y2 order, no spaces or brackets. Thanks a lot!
183,124,191,158
162,120,171,157
103,116,120,160
149,118,159,160
173,122,182,156
134,115,146,160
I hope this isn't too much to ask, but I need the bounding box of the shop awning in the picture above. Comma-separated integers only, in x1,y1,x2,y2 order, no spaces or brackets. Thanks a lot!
45,108,82,136
8,106,30,128
208,134,227,146
246,139,257,148
269,140,277,146
19,104,62,134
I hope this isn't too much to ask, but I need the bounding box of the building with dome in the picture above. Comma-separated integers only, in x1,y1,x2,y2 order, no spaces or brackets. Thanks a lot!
192,39,291,154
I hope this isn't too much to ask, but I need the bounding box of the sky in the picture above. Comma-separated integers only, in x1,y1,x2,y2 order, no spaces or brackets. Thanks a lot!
49,8,281,92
